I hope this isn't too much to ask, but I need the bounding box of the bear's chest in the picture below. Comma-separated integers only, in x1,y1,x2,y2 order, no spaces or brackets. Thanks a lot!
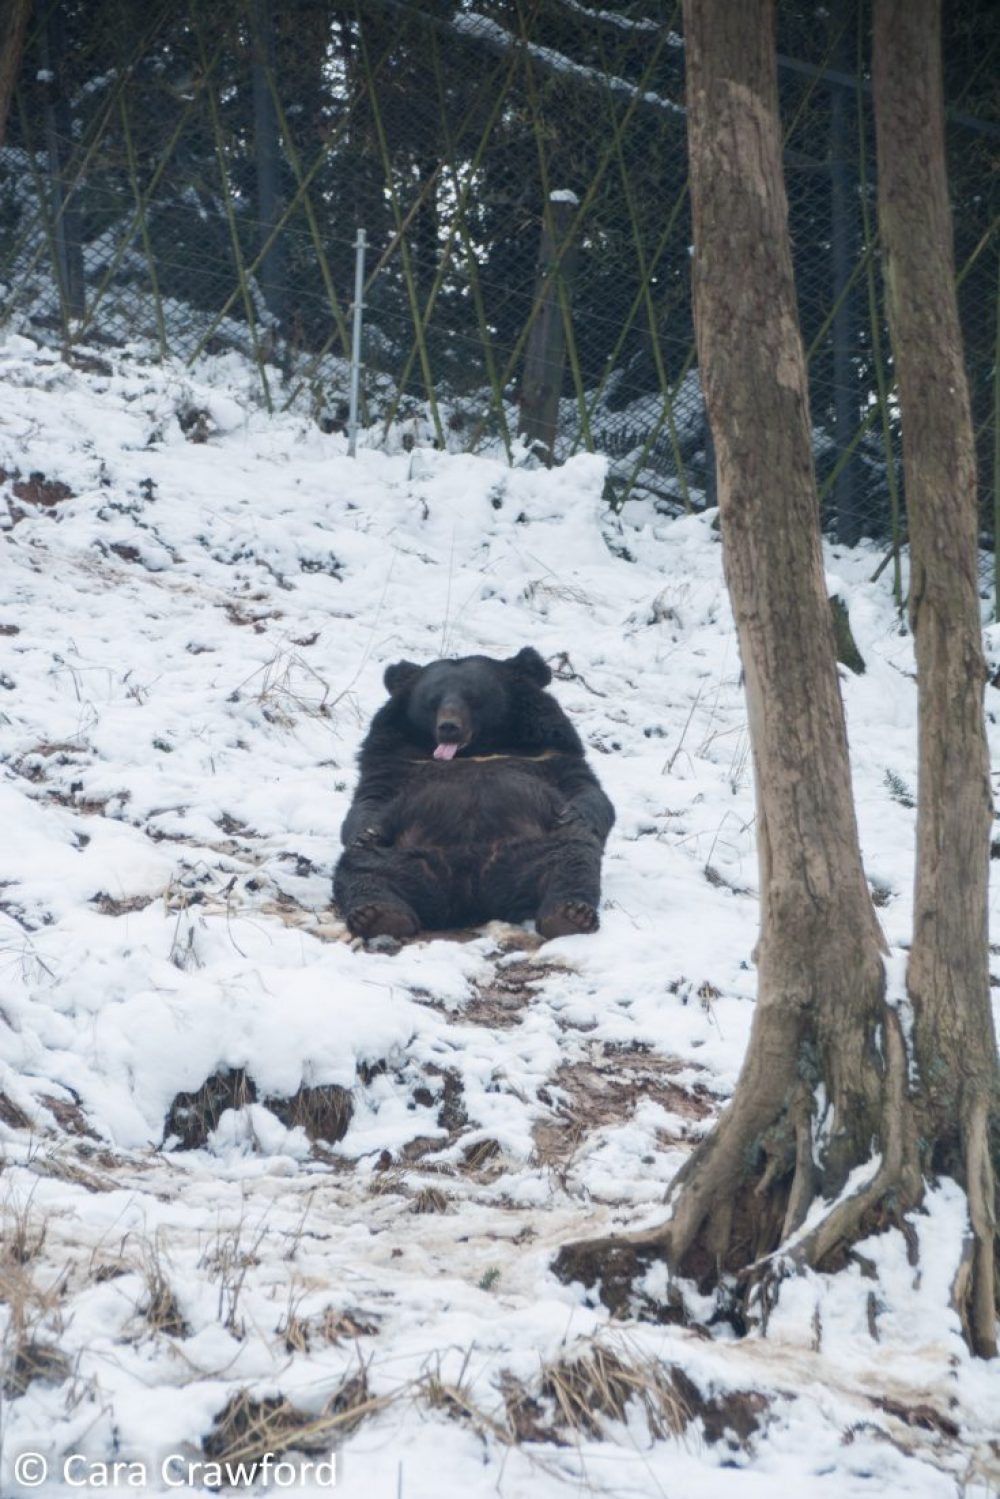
393,757,559,846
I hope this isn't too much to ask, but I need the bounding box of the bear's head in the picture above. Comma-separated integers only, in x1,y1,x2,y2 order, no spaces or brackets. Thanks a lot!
383,647,552,759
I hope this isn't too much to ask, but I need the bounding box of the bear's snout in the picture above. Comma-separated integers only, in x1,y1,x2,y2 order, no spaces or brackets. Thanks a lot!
436,700,470,746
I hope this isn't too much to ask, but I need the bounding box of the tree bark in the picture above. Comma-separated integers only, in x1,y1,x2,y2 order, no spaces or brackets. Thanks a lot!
553,0,999,1358
555,0,905,1305
0,0,32,152
873,0,999,1358
663,0,895,1248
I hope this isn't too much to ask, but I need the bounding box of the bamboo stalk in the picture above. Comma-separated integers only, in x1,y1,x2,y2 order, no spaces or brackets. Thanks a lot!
379,24,520,446
194,9,412,379
196,23,272,410
76,43,228,347
15,90,71,337
254,13,352,365
357,21,445,446
1,4,174,325
609,11,846,507
598,27,690,509
466,0,674,455
119,90,166,357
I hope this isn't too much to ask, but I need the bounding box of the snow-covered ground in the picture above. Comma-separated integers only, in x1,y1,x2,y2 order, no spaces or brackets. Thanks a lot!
0,335,997,1497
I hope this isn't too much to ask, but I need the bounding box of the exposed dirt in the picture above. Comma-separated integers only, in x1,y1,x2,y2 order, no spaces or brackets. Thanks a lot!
464,956,564,1027
533,1043,713,1166
38,1092,100,1140
90,892,156,916
2,468,74,509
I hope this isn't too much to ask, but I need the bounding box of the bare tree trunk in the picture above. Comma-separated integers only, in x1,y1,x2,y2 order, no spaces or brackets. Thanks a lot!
553,0,998,1358
873,0,999,1359
0,0,32,152
555,0,906,1306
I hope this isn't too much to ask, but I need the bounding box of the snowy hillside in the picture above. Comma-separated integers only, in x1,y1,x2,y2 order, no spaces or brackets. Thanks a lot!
0,335,997,1497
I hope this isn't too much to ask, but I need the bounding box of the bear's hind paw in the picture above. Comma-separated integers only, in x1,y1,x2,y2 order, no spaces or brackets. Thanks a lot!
537,900,599,939
347,902,420,941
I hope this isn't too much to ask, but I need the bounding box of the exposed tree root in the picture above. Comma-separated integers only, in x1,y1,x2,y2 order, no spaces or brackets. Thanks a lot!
553,1014,998,1354
961,1100,998,1358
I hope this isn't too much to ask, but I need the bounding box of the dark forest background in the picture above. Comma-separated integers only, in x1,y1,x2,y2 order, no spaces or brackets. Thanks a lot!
1,0,998,579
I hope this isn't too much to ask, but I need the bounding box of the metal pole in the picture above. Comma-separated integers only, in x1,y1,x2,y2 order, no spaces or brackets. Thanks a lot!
347,227,367,457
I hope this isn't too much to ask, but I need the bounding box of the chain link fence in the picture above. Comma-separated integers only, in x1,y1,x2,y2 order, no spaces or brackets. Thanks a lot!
1,0,998,587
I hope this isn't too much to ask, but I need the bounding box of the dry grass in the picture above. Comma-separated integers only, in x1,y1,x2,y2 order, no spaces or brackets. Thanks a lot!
0,1092,34,1131
367,1168,408,1197
26,1148,118,1193
164,1068,256,1150
460,1138,504,1175
417,1352,509,1445
278,1300,380,1356
204,1366,382,1468
410,1186,451,1214
137,1240,190,1339
266,1083,354,1145
540,1340,689,1443
0,1203,70,1398
231,646,334,727
2,1194,47,1265
199,1216,269,1339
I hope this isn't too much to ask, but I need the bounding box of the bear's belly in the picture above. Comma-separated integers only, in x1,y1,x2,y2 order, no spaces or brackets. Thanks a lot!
392,759,559,848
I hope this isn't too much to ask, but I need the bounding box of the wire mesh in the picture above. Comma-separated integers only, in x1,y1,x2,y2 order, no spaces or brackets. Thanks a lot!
1,0,997,568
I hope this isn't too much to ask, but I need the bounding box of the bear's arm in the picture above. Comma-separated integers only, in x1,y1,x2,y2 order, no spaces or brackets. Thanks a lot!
549,758,616,843
339,716,410,848
340,784,395,848
516,687,614,842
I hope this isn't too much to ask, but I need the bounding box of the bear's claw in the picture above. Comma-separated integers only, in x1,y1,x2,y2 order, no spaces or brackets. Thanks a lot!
537,900,599,939
348,902,419,940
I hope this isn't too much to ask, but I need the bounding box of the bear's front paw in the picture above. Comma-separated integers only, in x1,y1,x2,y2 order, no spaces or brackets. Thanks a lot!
352,825,386,848
555,806,597,839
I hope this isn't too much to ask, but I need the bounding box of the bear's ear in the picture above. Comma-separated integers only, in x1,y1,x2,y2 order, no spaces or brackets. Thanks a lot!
383,659,421,695
505,646,551,686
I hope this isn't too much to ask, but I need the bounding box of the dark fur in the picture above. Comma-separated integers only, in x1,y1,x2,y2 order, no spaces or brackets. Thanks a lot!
333,648,615,939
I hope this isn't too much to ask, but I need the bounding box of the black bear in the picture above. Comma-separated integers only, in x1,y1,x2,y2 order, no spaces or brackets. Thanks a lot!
333,648,614,941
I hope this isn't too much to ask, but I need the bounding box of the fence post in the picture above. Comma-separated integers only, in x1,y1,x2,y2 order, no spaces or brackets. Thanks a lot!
518,190,579,466
348,228,366,458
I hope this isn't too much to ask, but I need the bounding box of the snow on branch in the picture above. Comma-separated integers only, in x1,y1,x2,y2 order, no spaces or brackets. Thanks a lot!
452,11,685,117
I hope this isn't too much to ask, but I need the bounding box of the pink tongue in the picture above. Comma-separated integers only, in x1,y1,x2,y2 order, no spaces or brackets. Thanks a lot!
434,742,459,761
